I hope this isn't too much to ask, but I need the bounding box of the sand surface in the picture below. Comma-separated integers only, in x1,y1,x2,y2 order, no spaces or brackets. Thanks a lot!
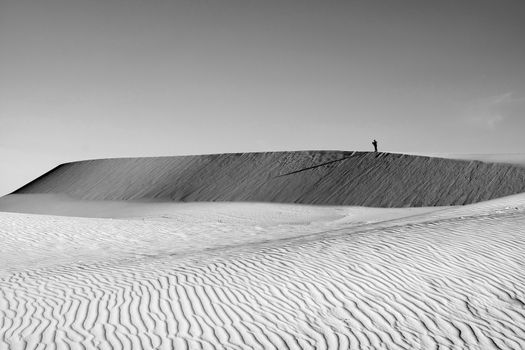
434,153,525,167
0,193,440,220
11,151,525,207
1,196,524,349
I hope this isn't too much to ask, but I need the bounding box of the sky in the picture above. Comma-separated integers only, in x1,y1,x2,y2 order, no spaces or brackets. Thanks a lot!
1,0,525,195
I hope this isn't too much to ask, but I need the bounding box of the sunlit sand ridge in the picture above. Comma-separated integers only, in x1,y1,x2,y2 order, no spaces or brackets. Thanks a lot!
1,152,524,349
1,196,524,349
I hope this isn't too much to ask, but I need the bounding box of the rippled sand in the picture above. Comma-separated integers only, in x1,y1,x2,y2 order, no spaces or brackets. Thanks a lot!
1,196,524,349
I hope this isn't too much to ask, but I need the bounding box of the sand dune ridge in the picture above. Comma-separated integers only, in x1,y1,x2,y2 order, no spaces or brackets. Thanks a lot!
11,151,525,207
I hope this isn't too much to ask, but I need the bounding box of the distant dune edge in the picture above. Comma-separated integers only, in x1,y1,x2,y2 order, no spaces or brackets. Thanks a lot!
6,151,525,207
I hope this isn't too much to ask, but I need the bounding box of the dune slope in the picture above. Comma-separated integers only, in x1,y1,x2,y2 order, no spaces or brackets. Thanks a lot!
10,151,525,207
0,197,524,349
435,153,525,167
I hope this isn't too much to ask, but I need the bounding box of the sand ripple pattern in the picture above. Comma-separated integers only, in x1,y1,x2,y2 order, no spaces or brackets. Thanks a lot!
1,202,525,349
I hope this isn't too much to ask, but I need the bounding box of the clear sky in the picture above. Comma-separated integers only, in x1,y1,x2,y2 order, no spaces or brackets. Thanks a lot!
1,0,525,195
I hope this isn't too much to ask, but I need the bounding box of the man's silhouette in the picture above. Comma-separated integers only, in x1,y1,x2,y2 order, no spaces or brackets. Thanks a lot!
372,139,378,152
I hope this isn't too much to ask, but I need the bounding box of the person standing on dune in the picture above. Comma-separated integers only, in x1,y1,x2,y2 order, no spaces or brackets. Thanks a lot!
372,139,378,152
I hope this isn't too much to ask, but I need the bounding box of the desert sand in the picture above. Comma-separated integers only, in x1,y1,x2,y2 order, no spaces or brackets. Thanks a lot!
1,151,524,349
8,151,525,206
433,153,525,167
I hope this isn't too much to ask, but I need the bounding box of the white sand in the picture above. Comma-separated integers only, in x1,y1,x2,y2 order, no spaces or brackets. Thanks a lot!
11,152,525,207
1,198,524,349
418,153,525,167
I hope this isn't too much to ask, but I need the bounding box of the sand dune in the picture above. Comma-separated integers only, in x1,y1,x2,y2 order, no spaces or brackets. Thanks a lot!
1,151,524,349
434,153,525,167
1,196,525,349
8,151,525,208
0,193,441,220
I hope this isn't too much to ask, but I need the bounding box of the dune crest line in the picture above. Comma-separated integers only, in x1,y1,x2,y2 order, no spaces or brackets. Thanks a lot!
10,151,525,207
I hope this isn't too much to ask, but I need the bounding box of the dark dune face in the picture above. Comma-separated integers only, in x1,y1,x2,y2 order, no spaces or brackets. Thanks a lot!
10,151,525,207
